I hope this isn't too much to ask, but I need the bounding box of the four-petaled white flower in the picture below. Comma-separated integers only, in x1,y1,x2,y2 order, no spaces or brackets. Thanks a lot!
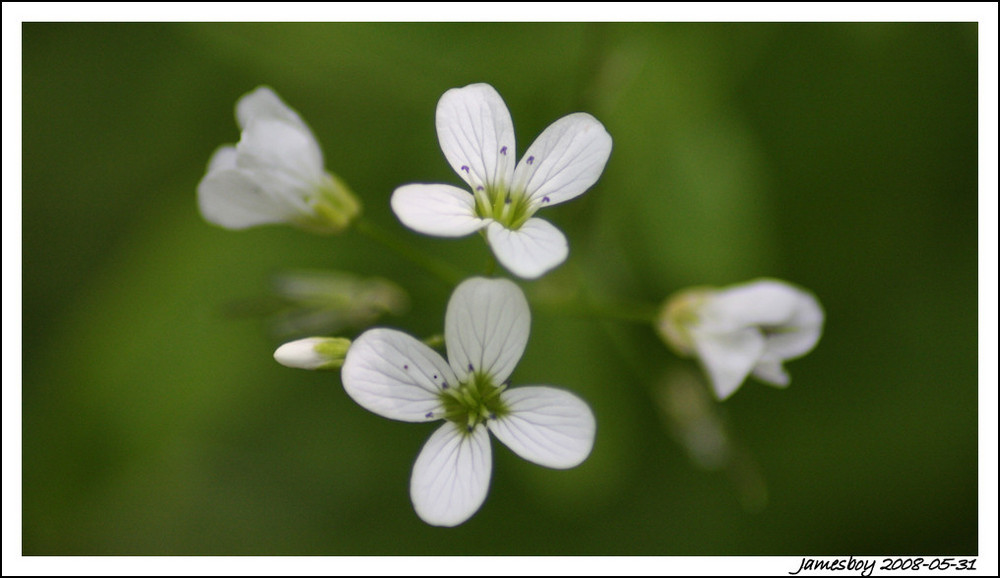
198,86,360,234
391,83,613,279
341,277,596,526
657,278,825,401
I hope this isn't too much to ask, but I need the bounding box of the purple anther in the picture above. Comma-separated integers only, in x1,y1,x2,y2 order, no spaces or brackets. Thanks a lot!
476,186,485,192
432,374,438,380
500,146,508,155
526,156,535,165
403,364,409,370
461,165,470,173
425,412,434,419
442,383,449,389
542,196,550,203
467,363,474,372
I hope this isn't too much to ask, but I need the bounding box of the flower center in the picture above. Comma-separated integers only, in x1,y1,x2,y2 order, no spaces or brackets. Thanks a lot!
472,184,535,230
438,371,510,433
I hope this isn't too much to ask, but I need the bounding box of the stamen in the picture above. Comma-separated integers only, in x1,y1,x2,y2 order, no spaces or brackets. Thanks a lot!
461,165,470,173
403,364,409,370
500,146,507,155
526,156,535,165
542,196,550,203
474,187,491,216
467,363,474,372
425,412,434,418
499,197,513,222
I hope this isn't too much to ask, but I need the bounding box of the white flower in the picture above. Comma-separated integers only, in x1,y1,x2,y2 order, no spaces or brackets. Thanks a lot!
341,277,596,526
391,83,612,279
197,86,360,233
657,279,825,401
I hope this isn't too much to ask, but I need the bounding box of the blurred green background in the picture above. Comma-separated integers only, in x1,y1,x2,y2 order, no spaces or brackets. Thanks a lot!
22,22,979,555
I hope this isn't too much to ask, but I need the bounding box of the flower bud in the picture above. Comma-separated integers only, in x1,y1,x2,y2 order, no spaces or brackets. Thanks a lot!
656,279,824,400
274,337,352,371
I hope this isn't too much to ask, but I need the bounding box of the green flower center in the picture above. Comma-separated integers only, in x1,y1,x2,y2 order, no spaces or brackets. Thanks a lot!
472,183,535,230
438,371,510,433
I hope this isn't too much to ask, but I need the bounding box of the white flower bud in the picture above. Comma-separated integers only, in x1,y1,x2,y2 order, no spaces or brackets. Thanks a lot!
274,337,351,371
657,279,824,400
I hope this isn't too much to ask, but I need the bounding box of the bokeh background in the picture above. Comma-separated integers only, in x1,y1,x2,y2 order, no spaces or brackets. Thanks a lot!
21,22,980,555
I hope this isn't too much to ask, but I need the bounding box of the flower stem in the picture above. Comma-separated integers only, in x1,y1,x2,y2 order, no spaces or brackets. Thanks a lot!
354,218,465,287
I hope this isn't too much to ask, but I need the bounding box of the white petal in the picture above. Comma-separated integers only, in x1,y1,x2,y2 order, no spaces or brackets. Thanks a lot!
759,322,823,366
752,360,791,387
709,279,825,362
206,144,238,174
707,279,813,330
487,386,595,469
236,86,308,131
512,112,612,207
445,277,530,384
391,184,487,237
410,423,492,527
341,328,457,422
485,219,568,280
197,165,299,229
760,301,824,363
691,327,767,400
436,83,516,192
237,118,325,185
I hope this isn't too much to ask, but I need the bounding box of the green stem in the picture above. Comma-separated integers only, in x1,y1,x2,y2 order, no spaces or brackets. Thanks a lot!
354,218,465,287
